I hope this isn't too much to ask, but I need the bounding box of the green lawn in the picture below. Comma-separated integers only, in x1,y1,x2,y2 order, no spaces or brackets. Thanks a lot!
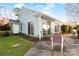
0,35,34,56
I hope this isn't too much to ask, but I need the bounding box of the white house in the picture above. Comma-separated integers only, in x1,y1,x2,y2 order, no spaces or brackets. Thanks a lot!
11,7,63,39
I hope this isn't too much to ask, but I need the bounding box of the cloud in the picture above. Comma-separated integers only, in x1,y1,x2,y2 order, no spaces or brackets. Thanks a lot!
40,4,55,16
43,3,55,10
29,3,66,22
28,3,55,16
14,3,25,8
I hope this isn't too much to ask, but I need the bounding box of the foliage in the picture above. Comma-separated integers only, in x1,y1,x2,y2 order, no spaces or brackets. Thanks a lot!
68,26,73,33
0,24,11,31
61,25,72,33
73,25,79,30
13,8,21,16
73,25,79,38
77,29,79,38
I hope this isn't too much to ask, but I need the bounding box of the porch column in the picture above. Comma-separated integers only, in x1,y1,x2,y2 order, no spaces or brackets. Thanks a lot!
38,17,42,40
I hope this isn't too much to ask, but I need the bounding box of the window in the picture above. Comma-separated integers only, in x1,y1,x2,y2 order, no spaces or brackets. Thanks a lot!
20,23,22,31
42,20,51,35
28,21,34,35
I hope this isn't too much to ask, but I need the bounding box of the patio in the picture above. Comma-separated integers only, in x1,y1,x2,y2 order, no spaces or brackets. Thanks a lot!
25,34,79,56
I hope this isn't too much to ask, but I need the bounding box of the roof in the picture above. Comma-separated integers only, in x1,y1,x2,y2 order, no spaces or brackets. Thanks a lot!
9,19,20,23
22,7,63,24
33,12,56,21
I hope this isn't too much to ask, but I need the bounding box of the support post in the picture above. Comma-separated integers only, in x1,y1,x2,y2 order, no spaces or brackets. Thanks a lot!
61,35,64,55
50,33,54,55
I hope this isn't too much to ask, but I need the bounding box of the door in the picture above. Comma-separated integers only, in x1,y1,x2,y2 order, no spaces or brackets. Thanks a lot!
28,21,34,35
12,23,19,34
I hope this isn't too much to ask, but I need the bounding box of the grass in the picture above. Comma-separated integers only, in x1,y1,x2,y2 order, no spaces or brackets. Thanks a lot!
0,35,34,56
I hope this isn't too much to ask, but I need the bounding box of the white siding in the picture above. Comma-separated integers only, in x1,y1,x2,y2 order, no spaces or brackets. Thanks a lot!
19,7,63,37
19,8,41,37
12,23,19,34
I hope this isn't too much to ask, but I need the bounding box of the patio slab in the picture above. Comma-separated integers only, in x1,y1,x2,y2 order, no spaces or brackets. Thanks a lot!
25,36,79,56
24,41,52,56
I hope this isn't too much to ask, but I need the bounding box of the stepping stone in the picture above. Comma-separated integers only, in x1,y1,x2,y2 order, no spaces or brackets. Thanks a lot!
12,44,20,48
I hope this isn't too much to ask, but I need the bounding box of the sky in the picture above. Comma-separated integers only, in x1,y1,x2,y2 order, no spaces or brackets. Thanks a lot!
0,3,66,22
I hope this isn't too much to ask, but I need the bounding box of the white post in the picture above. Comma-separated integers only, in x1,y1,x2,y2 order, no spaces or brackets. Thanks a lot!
51,34,53,50
61,35,64,55
50,33,54,55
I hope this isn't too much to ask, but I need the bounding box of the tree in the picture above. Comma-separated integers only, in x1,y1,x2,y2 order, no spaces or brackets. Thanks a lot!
0,17,9,26
13,8,21,16
65,3,79,26
74,25,79,30
61,25,72,33
68,25,73,33
61,25,68,33
73,25,79,38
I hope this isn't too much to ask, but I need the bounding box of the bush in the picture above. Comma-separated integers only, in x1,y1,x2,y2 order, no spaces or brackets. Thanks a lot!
0,31,12,36
61,25,72,33
73,25,79,38
74,25,79,30
68,26,73,33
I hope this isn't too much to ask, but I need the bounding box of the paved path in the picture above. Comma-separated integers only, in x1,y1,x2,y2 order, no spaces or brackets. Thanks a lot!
25,35,79,56
25,41,52,56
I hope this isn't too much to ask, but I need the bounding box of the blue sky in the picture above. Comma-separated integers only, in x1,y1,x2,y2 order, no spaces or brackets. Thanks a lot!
0,3,66,22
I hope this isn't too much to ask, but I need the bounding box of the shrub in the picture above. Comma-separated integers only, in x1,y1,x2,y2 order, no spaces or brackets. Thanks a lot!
73,25,79,38
74,25,79,30
61,25,68,33
0,31,12,36
68,26,73,33
77,30,79,38
61,25,72,33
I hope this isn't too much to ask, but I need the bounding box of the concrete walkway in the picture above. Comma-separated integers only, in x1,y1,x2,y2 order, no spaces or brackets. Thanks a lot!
24,41,52,56
24,36,79,56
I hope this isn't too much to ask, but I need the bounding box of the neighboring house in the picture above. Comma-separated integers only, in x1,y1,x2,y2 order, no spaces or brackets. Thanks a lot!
0,7,19,33
11,7,63,39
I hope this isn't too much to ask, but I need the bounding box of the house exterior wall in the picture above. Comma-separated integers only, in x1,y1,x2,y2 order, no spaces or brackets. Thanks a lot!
19,7,42,37
19,7,63,38
11,22,20,34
